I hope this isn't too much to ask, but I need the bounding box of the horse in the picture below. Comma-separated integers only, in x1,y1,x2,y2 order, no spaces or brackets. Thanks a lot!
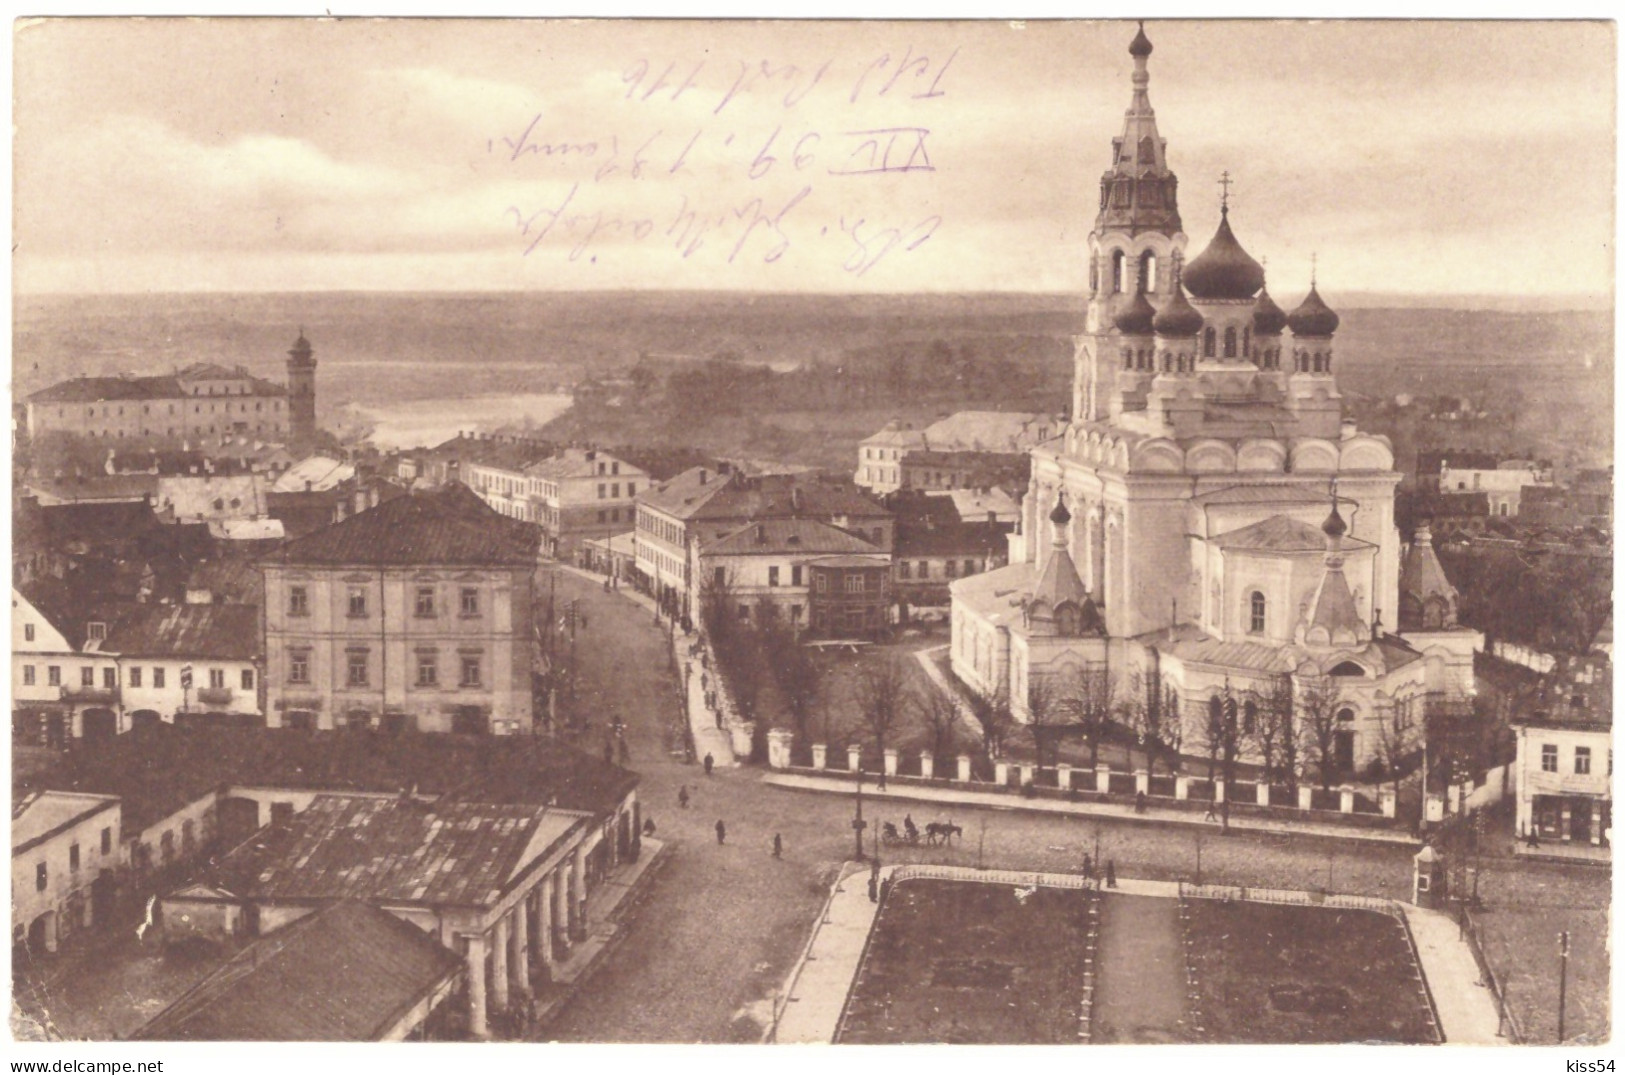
926,821,963,846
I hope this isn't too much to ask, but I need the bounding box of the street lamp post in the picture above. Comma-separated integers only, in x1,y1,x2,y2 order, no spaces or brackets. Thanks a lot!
1557,930,1571,1043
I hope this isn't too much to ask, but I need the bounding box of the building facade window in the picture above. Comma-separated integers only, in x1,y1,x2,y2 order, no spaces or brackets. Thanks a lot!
415,587,436,617
899,562,911,580
101,828,112,855
347,653,369,687
128,667,141,688
24,623,34,642
81,667,96,688
460,655,482,688
153,667,165,689
1575,746,1592,775
69,843,80,871
348,588,368,618
416,652,438,687
241,669,254,690
36,863,46,892
88,622,107,642
769,566,780,587
460,587,480,616
791,565,803,586
209,668,226,689
48,666,61,687
1249,591,1266,634
1541,743,1558,772
845,575,865,593
22,665,34,686
289,653,310,685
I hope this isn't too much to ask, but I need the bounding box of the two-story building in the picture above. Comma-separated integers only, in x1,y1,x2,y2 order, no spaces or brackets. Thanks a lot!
12,791,122,961
695,519,884,630
259,484,540,734
105,603,262,728
12,585,122,745
890,492,1013,610
635,466,892,623
807,556,892,639
525,449,649,562
1513,648,1611,859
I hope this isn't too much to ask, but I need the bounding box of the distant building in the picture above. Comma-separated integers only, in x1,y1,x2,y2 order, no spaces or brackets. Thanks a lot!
24,341,315,452
695,518,883,631
1437,459,1554,518
806,556,892,639
1512,647,1611,859
855,412,1061,494
519,448,649,562
106,603,262,728
634,466,891,623
259,484,540,734
12,586,122,746
890,492,1012,608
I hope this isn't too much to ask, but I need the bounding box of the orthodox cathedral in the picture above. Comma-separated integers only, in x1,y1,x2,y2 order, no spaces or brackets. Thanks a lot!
949,24,1480,776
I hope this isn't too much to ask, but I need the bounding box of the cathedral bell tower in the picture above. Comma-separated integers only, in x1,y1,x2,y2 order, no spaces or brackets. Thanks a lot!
1076,23,1189,424
287,329,318,455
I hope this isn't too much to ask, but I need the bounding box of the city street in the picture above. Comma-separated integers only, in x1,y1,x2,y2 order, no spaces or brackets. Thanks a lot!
543,569,1610,1044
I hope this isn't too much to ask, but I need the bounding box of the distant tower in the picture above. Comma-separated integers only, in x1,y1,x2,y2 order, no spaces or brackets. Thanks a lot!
287,328,317,454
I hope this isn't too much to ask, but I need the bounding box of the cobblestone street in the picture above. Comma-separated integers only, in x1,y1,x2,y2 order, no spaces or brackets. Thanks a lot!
540,570,1608,1043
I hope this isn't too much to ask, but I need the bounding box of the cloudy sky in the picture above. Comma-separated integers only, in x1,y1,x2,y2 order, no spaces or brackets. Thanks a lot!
13,18,1614,296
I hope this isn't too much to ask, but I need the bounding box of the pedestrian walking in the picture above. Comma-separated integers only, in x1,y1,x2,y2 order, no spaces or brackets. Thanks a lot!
1135,790,1147,815
643,817,656,836
1204,800,1218,823
1082,854,1093,880
715,819,726,845
772,833,782,859
580,613,589,630
678,785,690,809
703,752,715,776
1105,859,1117,888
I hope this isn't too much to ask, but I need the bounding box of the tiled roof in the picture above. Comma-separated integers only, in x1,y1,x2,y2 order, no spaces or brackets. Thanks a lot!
213,794,582,908
17,725,637,833
28,376,182,404
701,518,878,557
131,900,461,1041
101,602,261,661
262,484,539,567
1145,625,1298,675
271,456,355,494
1212,514,1371,554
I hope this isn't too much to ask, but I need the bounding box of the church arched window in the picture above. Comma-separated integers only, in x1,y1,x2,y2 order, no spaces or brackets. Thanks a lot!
1122,348,1133,370
1090,259,1099,294
1242,326,1252,358
1243,699,1258,735
1224,327,1238,358
1203,328,1216,358
1138,135,1156,165
1162,350,1172,373
1112,250,1126,293
1249,591,1266,634
1140,250,1157,293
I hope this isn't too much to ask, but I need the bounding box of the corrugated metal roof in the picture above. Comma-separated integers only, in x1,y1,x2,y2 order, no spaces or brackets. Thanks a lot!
219,795,579,907
132,900,461,1041
702,518,878,556
101,602,260,661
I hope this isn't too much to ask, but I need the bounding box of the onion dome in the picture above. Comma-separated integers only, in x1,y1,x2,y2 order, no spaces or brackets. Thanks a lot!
1182,209,1265,301
1152,283,1204,338
1252,287,1288,335
1321,502,1348,541
1128,21,1153,58
1049,493,1071,528
1288,283,1340,337
1113,276,1157,336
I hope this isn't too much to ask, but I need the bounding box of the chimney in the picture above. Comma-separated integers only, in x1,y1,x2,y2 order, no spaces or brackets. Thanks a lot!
369,485,380,508
699,468,709,485
988,511,997,525
354,488,367,516
305,480,313,493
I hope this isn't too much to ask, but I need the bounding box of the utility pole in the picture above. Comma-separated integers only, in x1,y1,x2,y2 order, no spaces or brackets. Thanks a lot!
1557,930,1571,1043
852,764,867,861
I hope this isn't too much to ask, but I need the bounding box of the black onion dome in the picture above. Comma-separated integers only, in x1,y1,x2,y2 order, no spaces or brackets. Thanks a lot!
1252,287,1288,335
1288,284,1340,336
1322,503,1348,540
1129,22,1153,58
1182,211,1266,300
1113,281,1157,336
1152,284,1204,338
1049,494,1071,527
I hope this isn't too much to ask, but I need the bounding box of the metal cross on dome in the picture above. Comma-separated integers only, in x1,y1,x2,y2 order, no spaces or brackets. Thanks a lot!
1217,170,1233,212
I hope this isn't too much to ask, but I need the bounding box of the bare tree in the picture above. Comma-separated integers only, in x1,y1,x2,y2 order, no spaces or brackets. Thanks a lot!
1247,675,1296,792
759,603,822,747
965,677,1016,762
1024,669,1071,771
1373,692,1421,806
1059,663,1114,770
1297,672,1344,791
1125,670,1184,778
911,682,961,768
851,654,911,787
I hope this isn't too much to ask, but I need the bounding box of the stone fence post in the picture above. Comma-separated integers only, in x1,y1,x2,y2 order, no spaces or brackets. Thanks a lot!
1134,769,1149,796
847,744,862,773
1095,764,1111,794
811,743,827,770
957,754,973,782
1175,775,1189,800
1339,786,1355,814
1214,779,1226,804
1255,782,1271,807
920,752,934,779
1057,763,1072,791
995,761,1010,787
1379,787,1397,818
883,748,899,777
766,729,792,770
1298,786,1314,811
